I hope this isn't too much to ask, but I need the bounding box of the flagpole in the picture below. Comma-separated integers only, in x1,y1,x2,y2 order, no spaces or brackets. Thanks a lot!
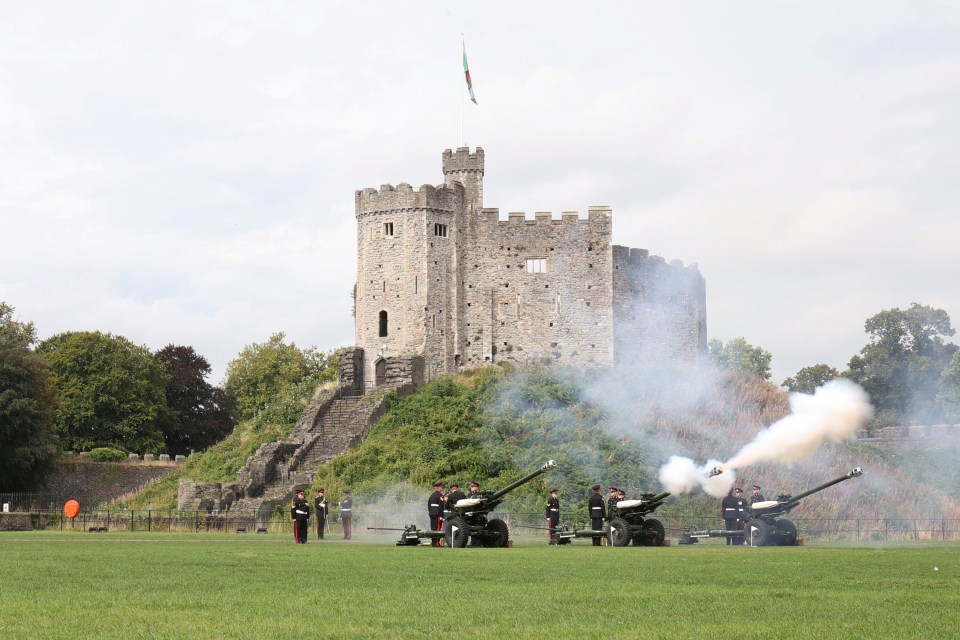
460,33,464,147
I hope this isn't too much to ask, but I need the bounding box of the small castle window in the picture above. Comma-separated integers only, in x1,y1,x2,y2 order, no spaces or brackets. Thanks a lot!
434,223,448,237
526,258,547,273
383,222,394,237
379,311,388,337
551,342,558,348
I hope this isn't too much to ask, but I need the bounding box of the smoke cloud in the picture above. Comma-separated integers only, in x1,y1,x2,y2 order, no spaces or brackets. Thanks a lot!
658,379,874,496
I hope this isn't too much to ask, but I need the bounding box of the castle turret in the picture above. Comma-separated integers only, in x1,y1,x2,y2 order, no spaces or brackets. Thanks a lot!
442,147,484,215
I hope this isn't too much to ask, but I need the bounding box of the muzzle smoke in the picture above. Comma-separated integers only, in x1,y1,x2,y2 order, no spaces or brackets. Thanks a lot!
658,379,874,497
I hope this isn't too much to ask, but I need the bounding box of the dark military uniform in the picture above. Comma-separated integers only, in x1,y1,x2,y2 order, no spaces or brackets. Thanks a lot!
314,491,328,539
749,486,765,506
291,492,311,544
427,485,444,547
446,486,466,510
588,487,606,546
340,493,353,540
721,489,746,545
545,492,560,541
467,483,481,498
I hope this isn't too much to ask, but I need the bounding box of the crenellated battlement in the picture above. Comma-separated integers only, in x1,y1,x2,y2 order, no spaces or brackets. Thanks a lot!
355,181,464,216
612,245,701,275
442,146,485,175
477,206,612,226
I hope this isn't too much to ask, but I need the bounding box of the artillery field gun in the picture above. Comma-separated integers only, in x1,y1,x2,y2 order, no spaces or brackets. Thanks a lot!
525,490,670,546
678,467,864,546
606,491,671,546
444,460,556,548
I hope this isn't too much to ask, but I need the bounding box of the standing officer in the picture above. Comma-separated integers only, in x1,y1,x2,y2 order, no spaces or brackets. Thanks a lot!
721,487,746,545
749,485,765,506
427,481,445,547
734,489,748,545
291,489,311,544
446,483,465,510
314,488,328,540
588,484,606,546
339,490,353,540
607,486,620,515
545,488,560,542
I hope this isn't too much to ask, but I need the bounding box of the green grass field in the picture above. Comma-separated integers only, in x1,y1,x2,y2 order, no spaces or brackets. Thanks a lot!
0,532,956,639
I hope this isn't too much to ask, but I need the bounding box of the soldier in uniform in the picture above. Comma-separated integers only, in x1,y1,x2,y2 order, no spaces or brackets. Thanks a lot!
607,486,620,514
588,484,605,546
721,487,746,545
749,485,765,505
446,483,465,510
339,490,353,540
427,481,445,547
734,489,748,545
468,481,481,498
545,488,560,542
314,488,328,540
291,489,311,544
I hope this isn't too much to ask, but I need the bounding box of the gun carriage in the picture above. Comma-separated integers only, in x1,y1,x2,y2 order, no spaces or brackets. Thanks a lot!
677,468,864,546
444,460,556,548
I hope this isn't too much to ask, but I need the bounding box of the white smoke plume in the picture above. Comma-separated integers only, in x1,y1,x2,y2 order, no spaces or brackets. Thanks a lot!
658,379,874,496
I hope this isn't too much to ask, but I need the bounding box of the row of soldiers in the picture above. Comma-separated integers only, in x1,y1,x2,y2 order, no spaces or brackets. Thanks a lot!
290,488,353,543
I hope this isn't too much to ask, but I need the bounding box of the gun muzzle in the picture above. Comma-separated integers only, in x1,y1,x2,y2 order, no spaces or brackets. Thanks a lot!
707,466,724,478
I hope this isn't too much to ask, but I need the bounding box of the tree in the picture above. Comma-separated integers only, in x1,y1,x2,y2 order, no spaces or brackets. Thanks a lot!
0,303,60,491
708,337,772,380
938,350,960,422
154,345,235,455
845,303,957,424
782,364,840,394
224,333,338,421
37,331,172,453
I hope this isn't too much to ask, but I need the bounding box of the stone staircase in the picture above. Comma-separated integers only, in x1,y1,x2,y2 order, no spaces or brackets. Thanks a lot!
227,383,415,525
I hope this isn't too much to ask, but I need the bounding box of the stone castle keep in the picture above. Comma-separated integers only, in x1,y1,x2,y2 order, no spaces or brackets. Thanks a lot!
351,147,708,390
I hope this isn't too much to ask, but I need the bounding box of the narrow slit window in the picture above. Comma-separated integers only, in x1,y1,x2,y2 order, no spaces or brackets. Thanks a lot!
383,222,394,237
379,311,388,337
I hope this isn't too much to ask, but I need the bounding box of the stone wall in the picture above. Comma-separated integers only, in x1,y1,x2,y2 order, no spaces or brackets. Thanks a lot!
45,458,181,510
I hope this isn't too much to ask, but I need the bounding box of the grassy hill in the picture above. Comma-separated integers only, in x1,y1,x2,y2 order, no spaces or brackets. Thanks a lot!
123,364,960,523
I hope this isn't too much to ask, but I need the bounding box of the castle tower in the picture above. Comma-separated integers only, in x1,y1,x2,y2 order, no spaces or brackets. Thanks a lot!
442,147,484,215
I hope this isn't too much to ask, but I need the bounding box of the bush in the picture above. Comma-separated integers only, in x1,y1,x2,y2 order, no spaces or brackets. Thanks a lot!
87,447,127,462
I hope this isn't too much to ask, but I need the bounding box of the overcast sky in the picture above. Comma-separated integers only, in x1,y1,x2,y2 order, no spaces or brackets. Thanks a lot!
2,1,957,385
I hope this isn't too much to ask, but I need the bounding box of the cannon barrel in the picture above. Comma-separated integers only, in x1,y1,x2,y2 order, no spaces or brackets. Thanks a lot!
488,459,557,501
778,467,862,507
645,491,671,504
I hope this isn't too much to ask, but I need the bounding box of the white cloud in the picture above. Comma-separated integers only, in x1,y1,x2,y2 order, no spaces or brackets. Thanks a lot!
1,1,958,386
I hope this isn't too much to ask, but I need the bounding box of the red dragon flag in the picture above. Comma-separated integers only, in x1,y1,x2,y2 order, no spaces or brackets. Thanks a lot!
462,40,477,104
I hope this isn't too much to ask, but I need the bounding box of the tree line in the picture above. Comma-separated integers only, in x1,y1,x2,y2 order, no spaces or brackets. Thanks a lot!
1,302,337,491
709,303,960,429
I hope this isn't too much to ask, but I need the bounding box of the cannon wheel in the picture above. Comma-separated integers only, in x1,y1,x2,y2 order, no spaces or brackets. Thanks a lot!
608,518,631,547
484,518,510,547
747,519,775,546
777,519,798,545
445,516,470,548
639,518,666,546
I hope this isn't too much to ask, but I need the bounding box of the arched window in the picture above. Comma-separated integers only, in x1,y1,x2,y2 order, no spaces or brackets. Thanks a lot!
379,310,388,337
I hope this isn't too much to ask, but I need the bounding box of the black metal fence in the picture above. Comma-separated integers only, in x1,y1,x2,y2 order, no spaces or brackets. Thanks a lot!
7,509,960,542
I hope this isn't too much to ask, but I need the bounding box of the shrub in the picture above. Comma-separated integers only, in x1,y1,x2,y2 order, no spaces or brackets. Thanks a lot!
87,447,127,462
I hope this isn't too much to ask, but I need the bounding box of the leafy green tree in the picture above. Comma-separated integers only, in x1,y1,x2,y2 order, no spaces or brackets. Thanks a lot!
37,331,172,453
782,364,840,393
845,303,957,424
0,303,60,491
938,350,960,422
154,345,235,455
223,333,338,421
708,337,772,380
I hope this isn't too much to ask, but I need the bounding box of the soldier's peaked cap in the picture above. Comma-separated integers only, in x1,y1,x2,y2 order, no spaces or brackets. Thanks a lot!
550,488,558,493
450,483,459,488
295,489,304,494
753,485,761,490
592,485,601,491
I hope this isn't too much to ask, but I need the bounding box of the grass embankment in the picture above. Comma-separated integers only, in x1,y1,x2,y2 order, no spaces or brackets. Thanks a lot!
0,532,956,639
120,379,333,510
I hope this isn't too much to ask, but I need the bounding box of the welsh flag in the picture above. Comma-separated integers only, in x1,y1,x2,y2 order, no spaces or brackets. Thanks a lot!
463,42,477,104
